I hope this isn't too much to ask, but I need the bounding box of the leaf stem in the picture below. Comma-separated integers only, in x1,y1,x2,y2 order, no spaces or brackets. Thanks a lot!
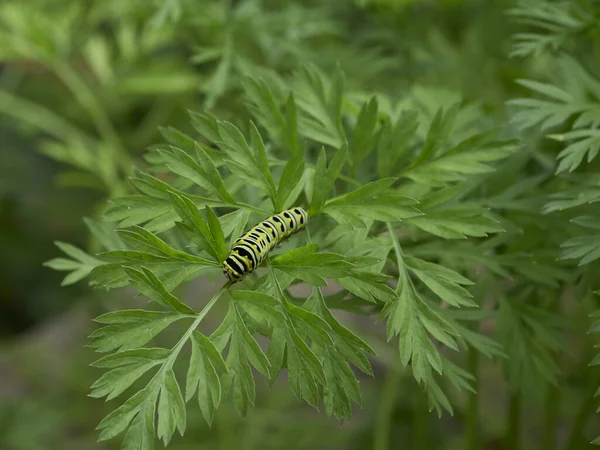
466,345,479,450
373,362,401,450
165,282,230,370
233,202,271,215
507,392,522,450
387,222,412,293
414,387,429,450
565,371,600,450
53,62,126,158
542,383,559,450
386,223,405,271
0,89,89,142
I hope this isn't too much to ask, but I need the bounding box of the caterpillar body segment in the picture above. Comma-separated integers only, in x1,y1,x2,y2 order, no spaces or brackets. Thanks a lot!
223,207,309,282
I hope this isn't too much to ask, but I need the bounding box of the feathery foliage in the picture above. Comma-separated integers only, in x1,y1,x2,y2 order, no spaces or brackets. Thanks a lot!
43,62,523,448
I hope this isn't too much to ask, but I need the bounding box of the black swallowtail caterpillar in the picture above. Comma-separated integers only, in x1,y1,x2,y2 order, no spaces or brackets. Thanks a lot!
223,207,309,283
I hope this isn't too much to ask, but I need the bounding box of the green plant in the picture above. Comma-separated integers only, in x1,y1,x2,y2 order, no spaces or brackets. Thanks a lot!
507,0,600,446
29,0,600,449
43,61,529,448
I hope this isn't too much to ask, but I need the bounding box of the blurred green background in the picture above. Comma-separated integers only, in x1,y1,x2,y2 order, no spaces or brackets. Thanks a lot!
1,0,599,449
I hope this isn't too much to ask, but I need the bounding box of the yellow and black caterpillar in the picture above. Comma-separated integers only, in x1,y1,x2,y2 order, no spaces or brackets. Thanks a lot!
223,207,309,283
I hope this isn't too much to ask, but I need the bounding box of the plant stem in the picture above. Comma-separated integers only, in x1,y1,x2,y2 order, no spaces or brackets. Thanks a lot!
466,345,479,450
542,383,560,450
53,63,124,151
566,372,600,450
507,392,522,450
0,90,89,142
414,387,429,450
387,223,405,268
52,62,132,188
165,283,230,369
373,363,401,450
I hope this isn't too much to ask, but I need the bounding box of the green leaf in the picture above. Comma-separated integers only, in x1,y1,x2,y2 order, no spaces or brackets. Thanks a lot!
125,267,196,314
276,153,305,211
284,93,300,156
121,399,156,450
89,310,186,353
285,301,334,347
90,348,169,400
403,131,518,186
168,191,216,259
338,271,397,303
560,232,600,265
496,298,563,396
97,386,159,442
304,288,375,375
158,145,235,204
265,327,287,385
84,217,127,251
117,225,217,265
103,195,174,232
405,207,504,239
277,327,326,406
90,252,212,291
553,129,600,173
159,126,197,153
230,290,286,325
382,250,459,386
210,306,236,352
410,104,459,168
155,146,214,191
227,332,255,417
377,110,419,178
234,305,271,377
309,145,347,216
130,170,175,199
242,77,294,154
404,257,476,307
217,121,277,204
186,332,225,426
271,244,354,285
168,191,230,263
91,348,171,368
516,79,573,103
323,354,352,421
327,172,394,208
250,120,277,189
157,369,186,445
323,179,421,226
189,110,221,143
508,2,585,57
206,206,228,263
44,241,103,286
294,65,345,148
351,96,379,167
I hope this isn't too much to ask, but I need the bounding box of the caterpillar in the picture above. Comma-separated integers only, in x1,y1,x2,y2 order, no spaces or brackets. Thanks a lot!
223,207,309,283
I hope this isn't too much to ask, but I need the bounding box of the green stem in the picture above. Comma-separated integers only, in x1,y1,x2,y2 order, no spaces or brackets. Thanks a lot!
373,363,401,450
53,63,123,150
542,384,560,450
0,90,89,142
387,222,406,271
387,222,417,295
466,346,479,450
507,392,522,450
566,372,600,450
216,406,236,450
164,283,230,370
414,388,429,450
233,202,271,215
52,62,132,181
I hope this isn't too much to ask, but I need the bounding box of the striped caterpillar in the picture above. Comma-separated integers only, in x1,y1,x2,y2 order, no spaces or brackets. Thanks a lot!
223,207,309,283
